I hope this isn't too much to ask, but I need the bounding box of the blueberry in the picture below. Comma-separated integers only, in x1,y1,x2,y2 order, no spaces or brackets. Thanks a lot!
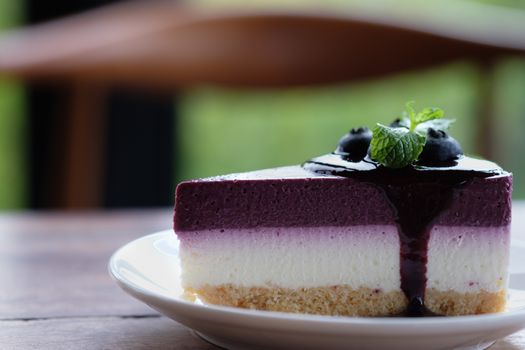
418,128,463,165
335,127,372,161
390,118,409,128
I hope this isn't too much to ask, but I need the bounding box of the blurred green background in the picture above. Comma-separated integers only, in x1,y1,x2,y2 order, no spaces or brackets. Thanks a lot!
0,0,25,209
178,62,525,198
179,63,482,180
1,0,525,209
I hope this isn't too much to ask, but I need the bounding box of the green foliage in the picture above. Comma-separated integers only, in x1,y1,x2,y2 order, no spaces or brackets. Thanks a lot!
0,81,26,209
177,63,480,182
414,107,445,125
0,0,26,209
370,123,426,168
416,118,455,134
369,102,453,168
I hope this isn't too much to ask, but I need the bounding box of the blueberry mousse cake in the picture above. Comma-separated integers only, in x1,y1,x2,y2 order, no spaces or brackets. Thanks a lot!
174,103,512,317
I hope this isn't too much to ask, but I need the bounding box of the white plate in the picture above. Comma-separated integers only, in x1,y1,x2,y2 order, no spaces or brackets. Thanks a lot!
109,230,525,350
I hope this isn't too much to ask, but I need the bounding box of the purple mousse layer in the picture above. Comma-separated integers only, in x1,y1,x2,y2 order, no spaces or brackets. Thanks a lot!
174,165,512,232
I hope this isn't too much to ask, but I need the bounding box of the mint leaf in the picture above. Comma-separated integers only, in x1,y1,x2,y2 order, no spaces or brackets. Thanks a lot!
414,107,444,124
370,102,456,168
370,124,426,168
416,118,455,134
405,101,417,126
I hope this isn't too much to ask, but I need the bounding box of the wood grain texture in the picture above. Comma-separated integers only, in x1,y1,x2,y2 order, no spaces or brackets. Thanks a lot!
0,210,172,319
0,317,215,350
1,208,525,349
492,331,525,350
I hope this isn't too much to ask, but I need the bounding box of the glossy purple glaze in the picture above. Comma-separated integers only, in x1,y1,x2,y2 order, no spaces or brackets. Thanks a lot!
174,159,511,232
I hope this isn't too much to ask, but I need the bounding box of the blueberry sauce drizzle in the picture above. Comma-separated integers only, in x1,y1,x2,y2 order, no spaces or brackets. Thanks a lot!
303,153,504,316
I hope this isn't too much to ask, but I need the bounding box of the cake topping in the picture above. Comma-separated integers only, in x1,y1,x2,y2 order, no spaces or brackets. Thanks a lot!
370,102,456,168
370,123,426,169
389,118,410,128
303,102,506,317
418,128,463,165
335,127,372,161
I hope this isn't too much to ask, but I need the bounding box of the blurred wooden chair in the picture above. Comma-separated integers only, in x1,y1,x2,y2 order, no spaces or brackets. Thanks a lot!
0,0,524,208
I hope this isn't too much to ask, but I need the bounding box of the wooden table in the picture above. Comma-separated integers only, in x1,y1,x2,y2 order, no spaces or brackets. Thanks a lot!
1,207,525,349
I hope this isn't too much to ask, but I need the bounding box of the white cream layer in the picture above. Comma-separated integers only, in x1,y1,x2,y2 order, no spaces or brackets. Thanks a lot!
178,225,510,294
427,226,510,293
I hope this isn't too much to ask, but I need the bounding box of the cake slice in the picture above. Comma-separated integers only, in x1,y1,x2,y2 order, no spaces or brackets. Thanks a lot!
173,105,512,316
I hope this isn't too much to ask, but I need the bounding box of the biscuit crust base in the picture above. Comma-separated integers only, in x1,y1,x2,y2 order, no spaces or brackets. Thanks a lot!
425,289,506,316
188,285,506,316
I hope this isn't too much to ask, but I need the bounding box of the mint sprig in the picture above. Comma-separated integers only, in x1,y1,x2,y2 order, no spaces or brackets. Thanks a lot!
416,118,455,134
370,124,425,168
370,102,453,168
393,117,455,134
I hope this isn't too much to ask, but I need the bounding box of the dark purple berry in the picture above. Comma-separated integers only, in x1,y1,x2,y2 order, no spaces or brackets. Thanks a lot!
390,118,409,128
418,128,463,165
335,127,372,161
